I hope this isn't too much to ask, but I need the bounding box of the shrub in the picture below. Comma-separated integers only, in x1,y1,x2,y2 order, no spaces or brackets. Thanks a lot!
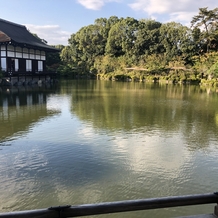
208,62,218,78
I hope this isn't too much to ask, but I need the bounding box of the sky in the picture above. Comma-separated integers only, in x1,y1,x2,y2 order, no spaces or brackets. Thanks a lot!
0,0,217,46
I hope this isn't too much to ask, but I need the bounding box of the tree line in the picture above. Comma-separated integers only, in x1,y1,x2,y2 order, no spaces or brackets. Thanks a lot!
51,7,218,86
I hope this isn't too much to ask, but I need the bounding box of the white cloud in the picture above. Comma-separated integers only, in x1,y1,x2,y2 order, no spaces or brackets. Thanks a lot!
129,0,217,24
169,11,197,26
77,0,121,10
77,0,105,10
25,24,70,45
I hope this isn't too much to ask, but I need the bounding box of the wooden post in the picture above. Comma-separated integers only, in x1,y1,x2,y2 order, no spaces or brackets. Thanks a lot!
214,204,218,216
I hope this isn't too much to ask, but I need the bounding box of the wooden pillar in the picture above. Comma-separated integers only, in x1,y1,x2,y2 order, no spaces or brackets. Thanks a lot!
214,204,218,216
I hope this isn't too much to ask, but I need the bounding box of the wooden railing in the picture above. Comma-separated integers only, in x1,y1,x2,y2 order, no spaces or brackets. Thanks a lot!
0,192,217,218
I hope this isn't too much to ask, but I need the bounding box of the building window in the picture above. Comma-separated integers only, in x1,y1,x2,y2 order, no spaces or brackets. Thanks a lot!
41,51,46,60
16,47,22,52
1,58,7,71
30,49,35,59
26,60,32,71
8,51,15,57
15,47,22,58
16,52,22,58
35,50,41,60
38,61,43,71
1,45,6,56
7,45,14,51
1,45,6,50
23,48,29,58
15,59,19,71
1,50,6,56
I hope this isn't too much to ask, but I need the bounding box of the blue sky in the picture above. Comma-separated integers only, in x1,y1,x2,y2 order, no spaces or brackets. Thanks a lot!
1,0,217,45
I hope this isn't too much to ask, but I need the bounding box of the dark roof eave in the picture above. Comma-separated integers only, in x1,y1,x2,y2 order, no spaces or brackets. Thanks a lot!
11,40,60,52
0,39,60,52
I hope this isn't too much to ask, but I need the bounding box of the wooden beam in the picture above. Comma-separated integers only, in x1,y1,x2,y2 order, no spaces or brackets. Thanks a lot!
0,193,217,218
62,193,218,217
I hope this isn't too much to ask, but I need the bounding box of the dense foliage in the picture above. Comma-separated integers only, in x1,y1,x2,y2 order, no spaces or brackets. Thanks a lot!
57,7,218,86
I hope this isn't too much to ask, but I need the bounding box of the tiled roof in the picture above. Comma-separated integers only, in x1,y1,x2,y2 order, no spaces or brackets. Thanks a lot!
0,18,58,52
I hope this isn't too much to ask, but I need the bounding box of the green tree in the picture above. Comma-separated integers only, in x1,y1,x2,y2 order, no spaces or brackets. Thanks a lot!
134,19,163,56
105,17,139,59
159,22,193,62
191,7,218,53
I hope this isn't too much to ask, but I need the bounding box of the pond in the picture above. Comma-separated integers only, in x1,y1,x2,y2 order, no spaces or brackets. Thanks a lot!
0,80,218,217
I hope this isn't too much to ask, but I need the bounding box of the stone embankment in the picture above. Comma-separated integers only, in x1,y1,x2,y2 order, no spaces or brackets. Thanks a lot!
0,77,58,86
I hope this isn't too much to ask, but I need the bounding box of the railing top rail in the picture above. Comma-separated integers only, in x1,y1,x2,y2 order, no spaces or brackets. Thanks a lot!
0,192,217,218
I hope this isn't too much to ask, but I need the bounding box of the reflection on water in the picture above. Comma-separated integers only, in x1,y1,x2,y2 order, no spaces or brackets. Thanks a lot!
0,80,218,217
0,85,60,143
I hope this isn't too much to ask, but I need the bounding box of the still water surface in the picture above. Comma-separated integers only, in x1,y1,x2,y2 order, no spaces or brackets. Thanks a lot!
0,80,218,217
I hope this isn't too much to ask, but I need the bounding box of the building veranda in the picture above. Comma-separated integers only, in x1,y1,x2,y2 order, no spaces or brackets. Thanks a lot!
0,18,59,85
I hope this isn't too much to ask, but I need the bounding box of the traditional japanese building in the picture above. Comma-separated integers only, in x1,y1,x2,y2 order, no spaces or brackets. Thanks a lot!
0,18,58,75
